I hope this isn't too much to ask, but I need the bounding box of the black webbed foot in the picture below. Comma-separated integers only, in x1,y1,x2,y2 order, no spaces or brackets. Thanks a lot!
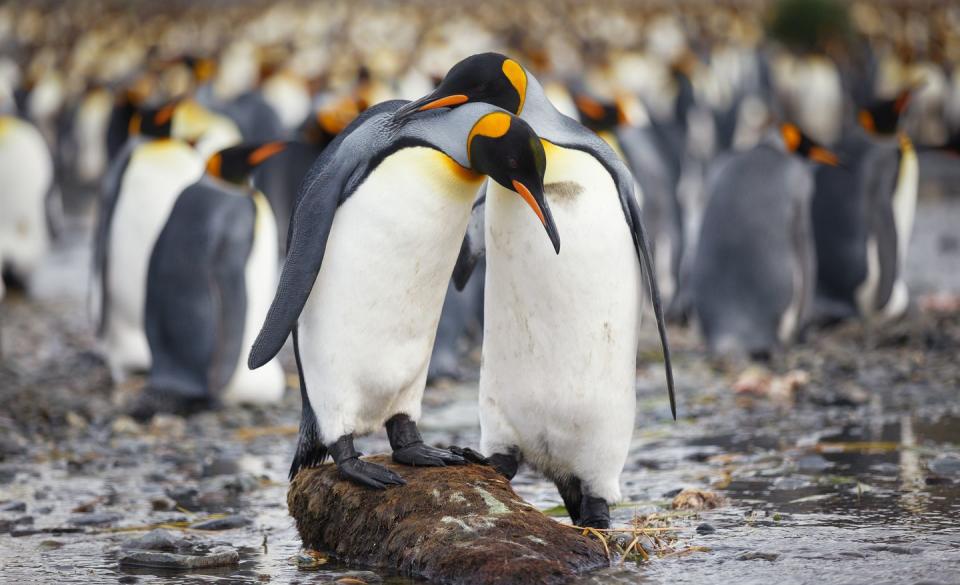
337,457,407,489
579,495,610,529
487,451,520,480
329,433,406,489
386,413,466,467
448,446,490,465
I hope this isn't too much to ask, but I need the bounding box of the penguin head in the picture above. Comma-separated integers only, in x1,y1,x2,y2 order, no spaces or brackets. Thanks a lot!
779,123,840,166
467,112,560,254
395,53,527,118
129,102,178,139
858,90,911,136
571,91,621,132
205,141,288,185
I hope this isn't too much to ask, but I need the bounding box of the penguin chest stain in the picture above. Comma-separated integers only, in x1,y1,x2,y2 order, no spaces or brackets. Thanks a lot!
545,181,585,208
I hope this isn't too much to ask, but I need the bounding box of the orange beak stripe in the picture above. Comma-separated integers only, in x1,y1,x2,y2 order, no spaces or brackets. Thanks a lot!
512,180,545,226
809,146,839,167
575,95,606,121
206,153,222,177
418,94,469,111
248,142,287,165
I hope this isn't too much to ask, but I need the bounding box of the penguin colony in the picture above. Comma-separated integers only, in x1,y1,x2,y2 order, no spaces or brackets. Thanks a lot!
2,0,960,529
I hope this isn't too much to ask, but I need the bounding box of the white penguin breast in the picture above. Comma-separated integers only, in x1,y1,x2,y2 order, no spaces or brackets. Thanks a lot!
481,144,642,473
0,116,53,276
298,147,482,409
106,140,205,362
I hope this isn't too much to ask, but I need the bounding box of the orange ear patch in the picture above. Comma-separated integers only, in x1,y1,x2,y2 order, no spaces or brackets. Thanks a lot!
467,112,513,160
780,123,801,151
248,142,287,165
575,95,606,121
858,110,876,133
155,103,176,126
206,153,222,177
502,59,527,114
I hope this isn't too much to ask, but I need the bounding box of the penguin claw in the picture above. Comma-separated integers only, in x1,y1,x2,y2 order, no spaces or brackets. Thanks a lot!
337,458,406,489
448,446,490,465
393,443,466,467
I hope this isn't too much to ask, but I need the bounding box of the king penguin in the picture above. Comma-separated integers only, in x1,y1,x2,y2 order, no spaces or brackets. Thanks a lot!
132,142,288,420
0,113,53,292
395,53,676,528
95,103,206,381
812,91,918,324
247,100,561,489
692,123,839,359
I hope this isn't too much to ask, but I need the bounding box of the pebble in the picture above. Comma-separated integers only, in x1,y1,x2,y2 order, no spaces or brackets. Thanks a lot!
0,500,27,512
737,551,780,561
69,512,121,526
928,454,960,478
119,546,239,570
771,476,809,491
122,529,192,553
696,523,716,534
795,454,833,473
190,515,252,531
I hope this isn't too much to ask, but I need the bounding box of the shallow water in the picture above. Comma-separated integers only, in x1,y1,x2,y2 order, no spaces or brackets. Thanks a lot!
2,193,960,584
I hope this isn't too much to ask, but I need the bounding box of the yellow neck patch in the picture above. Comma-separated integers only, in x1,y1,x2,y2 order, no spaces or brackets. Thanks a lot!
502,59,527,115
467,112,512,162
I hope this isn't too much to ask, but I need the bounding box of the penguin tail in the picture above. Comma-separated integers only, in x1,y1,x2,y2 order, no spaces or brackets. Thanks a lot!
289,388,327,480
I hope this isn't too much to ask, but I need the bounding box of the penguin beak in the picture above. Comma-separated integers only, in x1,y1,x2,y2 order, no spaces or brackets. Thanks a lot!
395,91,469,120
512,180,560,254
809,146,840,167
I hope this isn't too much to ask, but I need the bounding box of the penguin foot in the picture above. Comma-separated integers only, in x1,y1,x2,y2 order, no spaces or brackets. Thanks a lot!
337,458,407,489
448,445,490,465
329,433,406,490
487,452,520,480
386,413,465,467
393,443,466,467
127,388,214,422
579,496,610,529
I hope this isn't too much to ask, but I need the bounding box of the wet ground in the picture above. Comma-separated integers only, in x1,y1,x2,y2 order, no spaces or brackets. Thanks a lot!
2,170,959,584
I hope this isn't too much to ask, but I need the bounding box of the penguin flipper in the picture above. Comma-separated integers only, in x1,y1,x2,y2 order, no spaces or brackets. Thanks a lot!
452,194,486,291
626,188,677,420
865,148,903,313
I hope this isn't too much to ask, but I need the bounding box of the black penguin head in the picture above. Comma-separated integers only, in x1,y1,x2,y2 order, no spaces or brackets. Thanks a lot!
206,141,288,185
780,123,840,166
467,112,560,254
571,90,621,132
395,53,527,119
129,102,178,139
858,90,911,136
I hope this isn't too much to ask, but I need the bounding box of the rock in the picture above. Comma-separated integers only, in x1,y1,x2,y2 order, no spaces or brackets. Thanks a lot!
122,529,193,553
69,512,121,526
696,523,716,534
737,551,779,561
119,546,239,570
671,488,724,510
928,454,960,478
795,454,833,473
190,515,252,531
771,476,810,490
288,456,608,584
0,500,27,512
202,456,241,478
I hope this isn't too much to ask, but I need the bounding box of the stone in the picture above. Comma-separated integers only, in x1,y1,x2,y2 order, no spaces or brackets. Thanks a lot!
287,456,608,584
189,515,252,531
119,546,239,570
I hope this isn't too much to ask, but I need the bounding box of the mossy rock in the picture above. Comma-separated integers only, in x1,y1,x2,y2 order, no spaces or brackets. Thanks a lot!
288,455,608,584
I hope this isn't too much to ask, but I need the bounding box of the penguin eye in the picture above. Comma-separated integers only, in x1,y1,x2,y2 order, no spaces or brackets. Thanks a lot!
477,82,490,93
508,158,518,170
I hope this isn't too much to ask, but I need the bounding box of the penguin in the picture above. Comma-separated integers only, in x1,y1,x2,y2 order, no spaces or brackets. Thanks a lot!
247,100,561,489
132,142,288,420
0,113,53,292
395,53,675,528
95,103,206,381
692,123,839,359
811,91,918,324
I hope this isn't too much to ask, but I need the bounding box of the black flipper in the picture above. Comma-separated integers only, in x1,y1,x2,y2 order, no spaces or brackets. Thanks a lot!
289,325,327,480
452,194,486,291
626,191,677,420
